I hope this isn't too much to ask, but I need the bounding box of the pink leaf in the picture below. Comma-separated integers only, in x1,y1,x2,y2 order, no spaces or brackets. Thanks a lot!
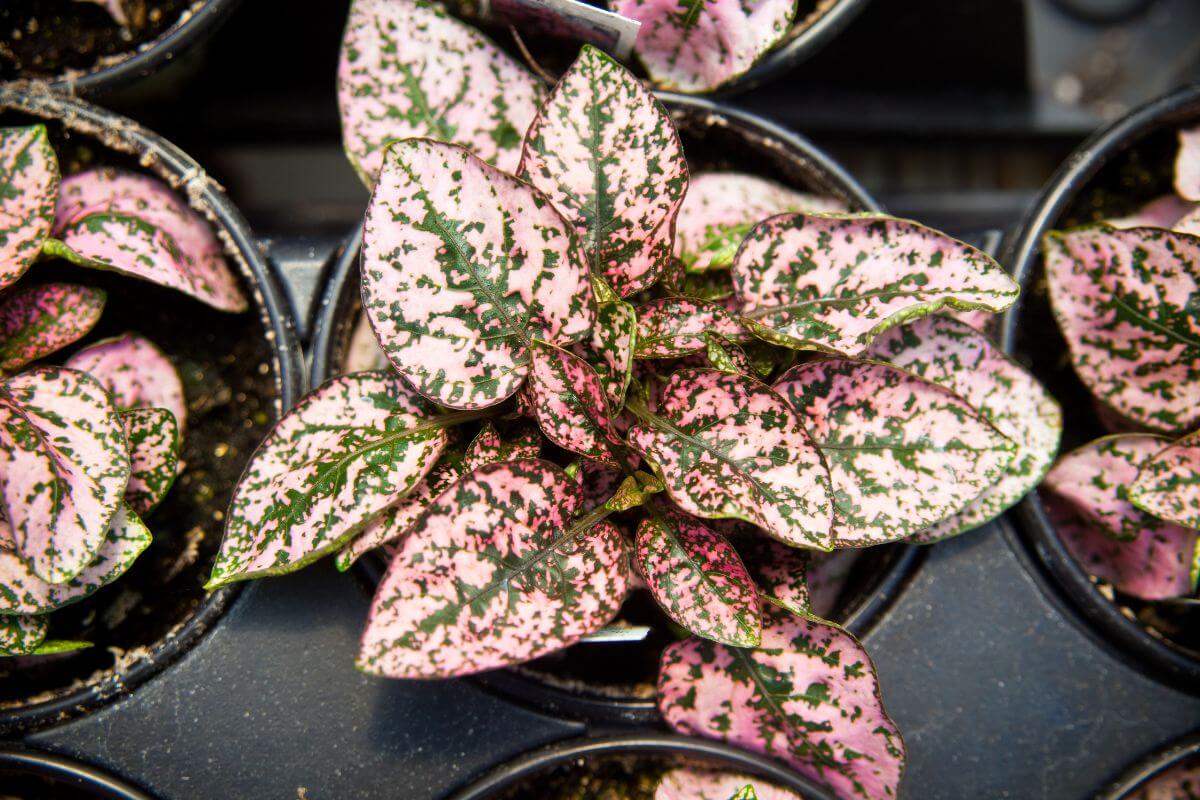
527,341,621,465
1045,225,1200,431
1131,429,1200,529
659,606,905,800
361,139,594,410
52,168,248,312
337,0,542,185
0,125,58,292
0,613,47,657
636,505,761,646
0,503,151,615
121,408,180,515
207,371,448,588
358,459,629,678
656,768,803,800
676,172,848,272
518,46,688,297
64,333,187,434
1043,492,1196,602
866,317,1062,542
627,368,833,549
0,367,130,584
462,421,542,468
635,297,749,358
734,214,1018,355
572,295,637,410
1176,207,1200,237
612,0,795,93
775,358,1016,547
0,283,105,371
1177,126,1200,201
735,533,812,618
1107,195,1196,230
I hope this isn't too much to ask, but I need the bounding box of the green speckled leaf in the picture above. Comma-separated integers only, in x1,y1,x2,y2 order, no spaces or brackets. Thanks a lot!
1131,429,1200,529
573,296,637,410
636,297,748,358
0,283,105,371
0,613,46,656
121,407,179,515
527,340,622,466
0,125,58,292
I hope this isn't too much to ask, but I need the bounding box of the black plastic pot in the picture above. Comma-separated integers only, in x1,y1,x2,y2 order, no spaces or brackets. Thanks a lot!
444,733,835,800
0,88,305,733
310,93,920,725
0,747,154,799
1098,732,1200,799
999,82,1200,695
8,0,242,96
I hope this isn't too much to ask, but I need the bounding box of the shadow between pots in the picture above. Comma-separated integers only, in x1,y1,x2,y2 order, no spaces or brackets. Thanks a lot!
0,88,304,733
999,82,1200,695
309,95,922,726
0,747,154,800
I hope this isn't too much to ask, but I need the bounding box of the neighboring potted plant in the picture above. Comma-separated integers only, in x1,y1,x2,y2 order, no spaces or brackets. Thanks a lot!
0,88,302,732
1098,733,1200,800
215,1,1062,786
1,0,240,94
0,747,153,800
1003,83,1200,692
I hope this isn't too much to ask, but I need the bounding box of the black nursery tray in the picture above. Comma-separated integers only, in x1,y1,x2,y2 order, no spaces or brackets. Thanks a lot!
6,1,1200,798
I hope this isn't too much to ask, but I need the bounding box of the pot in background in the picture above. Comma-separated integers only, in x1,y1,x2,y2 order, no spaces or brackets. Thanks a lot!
0,748,154,800
1098,732,1200,800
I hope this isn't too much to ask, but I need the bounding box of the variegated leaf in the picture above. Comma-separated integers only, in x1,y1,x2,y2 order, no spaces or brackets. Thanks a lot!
337,0,541,185
121,408,179,515
0,283,105,371
51,168,247,312
635,297,748,358
611,0,795,93
659,606,905,800
627,368,833,549
573,296,637,410
676,172,848,272
358,459,629,678
0,367,130,584
0,503,151,616
527,340,621,466
1044,492,1197,601
605,470,663,511
518,46,688,298
866,317,1062,542
64,333,187,433
361,139,594,410
1044,225,1200,431
636,505,760,646
775,358,1015,547
1178,126,1200,202
1108,195,1195,230
1044,435,1175,542
0,613,46,656
734,214,1018,355
656,768,801,800
207,371,447,588
736,533,812,617
703,333,755,375
0,125,58,292
1130,430,1200,529
463,421,541,467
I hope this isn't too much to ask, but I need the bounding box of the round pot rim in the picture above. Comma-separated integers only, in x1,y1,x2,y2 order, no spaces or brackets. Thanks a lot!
34,0,243,97
998,81,1200,694
1097,731,1200,800
0,87,306,733
0,747,154,800
310,92,920,724
443,732,836,800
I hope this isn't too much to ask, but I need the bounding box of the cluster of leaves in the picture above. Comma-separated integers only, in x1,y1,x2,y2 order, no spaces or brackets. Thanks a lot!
0,123,246,656
1039,126,1200,605
214,8,1064,792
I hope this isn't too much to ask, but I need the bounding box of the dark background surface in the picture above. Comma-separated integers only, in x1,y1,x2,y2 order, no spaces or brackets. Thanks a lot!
11,0,1200,797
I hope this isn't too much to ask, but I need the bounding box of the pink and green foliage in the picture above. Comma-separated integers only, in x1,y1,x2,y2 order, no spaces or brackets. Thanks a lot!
527,340,622,466
774,358,1016,547
121,408,179,515
635,504,761,646
0,503,151,615
360,138,594,410
52,168,247,312
676,172,848,272
0,283,105,372
627,369,833,550
0,126,58,293
635,297,748,358
64,333,187,434
1127,757,1200,800
0,612,47,656
574,291,637,409
655,768,801,800
0,367,130,584
358,460,628,678
1044,436,1198,600
1177,126,1200,201
1131,430,1200,529
518,46,687,298
734,214,1018,356
659,606,905,800
866,317,1062,542
207,371,448,588
1043,225,1200,432
735,533,812,617
611,0,795,93
337,0,541,185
